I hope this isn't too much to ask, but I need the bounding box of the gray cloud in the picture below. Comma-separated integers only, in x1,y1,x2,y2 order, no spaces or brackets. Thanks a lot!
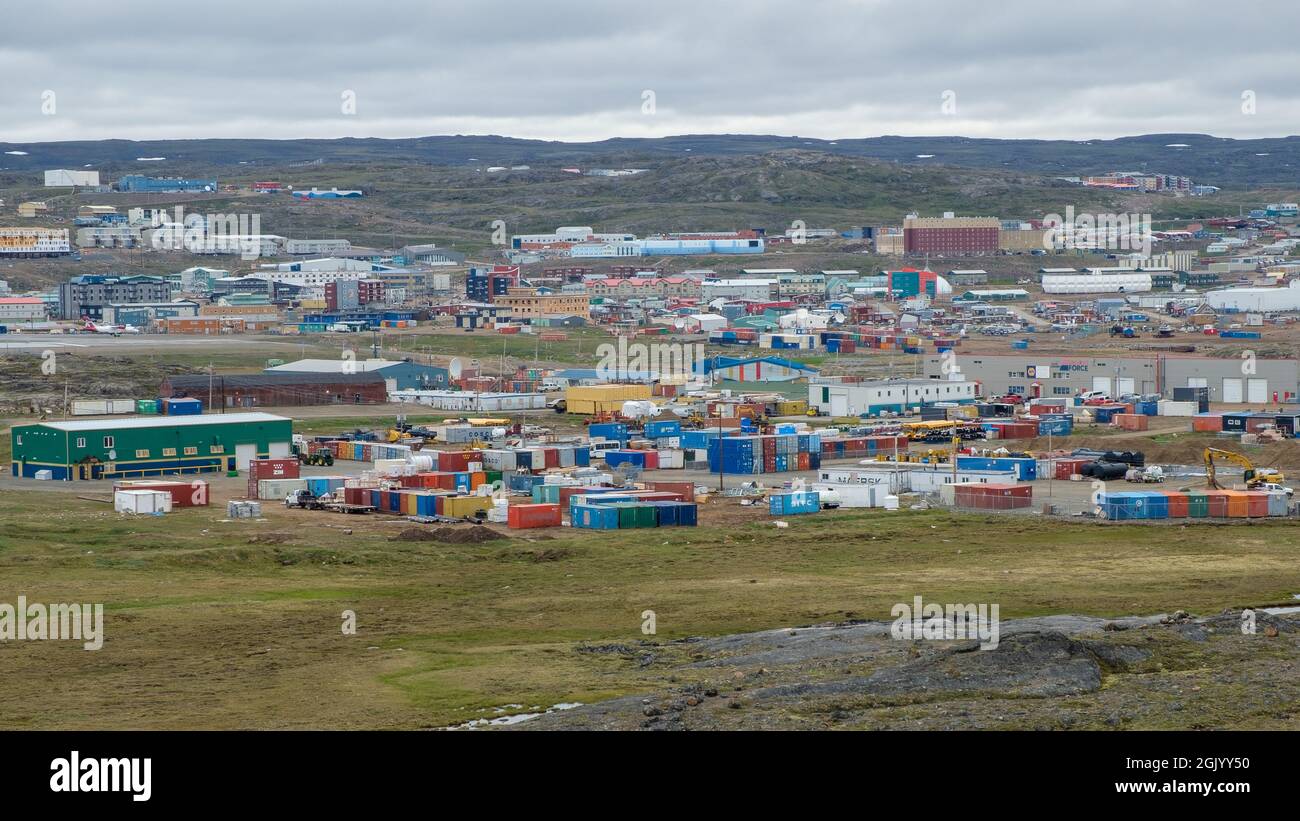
3,0,1297,142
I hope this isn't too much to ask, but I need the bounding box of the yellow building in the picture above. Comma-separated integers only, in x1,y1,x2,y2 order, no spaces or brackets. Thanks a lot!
998,228,1047,252
495,287,591,320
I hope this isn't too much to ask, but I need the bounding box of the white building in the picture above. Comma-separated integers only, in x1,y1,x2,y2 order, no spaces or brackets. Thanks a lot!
0,297,47,322
702,279,774,302
1041,272,1152,294
1206,279,1300,313
284,238,352,255
808,379,977,416
44,169,100,187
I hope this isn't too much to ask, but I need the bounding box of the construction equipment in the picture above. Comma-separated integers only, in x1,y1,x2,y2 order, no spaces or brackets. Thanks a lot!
1125,465,1165,483
291,440,335,467
1203,447,1284,489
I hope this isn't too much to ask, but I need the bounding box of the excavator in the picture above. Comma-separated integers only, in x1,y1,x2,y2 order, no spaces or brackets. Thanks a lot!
1203,447,1285,490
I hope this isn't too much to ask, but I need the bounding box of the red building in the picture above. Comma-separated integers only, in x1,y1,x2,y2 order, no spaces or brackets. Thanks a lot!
903,216,1000,255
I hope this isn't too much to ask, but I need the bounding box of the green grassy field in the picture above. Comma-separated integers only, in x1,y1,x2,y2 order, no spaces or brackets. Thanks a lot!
1,490,1297,729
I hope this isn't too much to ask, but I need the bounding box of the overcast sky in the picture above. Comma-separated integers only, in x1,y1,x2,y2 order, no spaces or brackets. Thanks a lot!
3,0,1297,144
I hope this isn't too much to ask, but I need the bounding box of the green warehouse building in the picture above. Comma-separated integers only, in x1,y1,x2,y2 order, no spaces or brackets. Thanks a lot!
10,412,293,480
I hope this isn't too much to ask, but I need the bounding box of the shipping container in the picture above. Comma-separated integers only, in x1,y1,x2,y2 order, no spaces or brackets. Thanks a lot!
508,503,562,529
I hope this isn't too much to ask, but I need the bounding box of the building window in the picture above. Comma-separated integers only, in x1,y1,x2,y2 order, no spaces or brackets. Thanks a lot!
163,448,177,457
103,436,114,448
75,437,86,448
184,446,198,456
1053,387,1071,395
135,449,150,458
210,445,225,454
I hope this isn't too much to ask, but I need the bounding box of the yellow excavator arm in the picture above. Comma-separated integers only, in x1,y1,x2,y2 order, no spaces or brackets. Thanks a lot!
1204,447,1257,489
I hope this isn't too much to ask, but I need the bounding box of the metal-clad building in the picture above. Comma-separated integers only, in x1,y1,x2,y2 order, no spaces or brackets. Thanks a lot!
808,379,977,416
264,358,449,390
161,373,388,409
11,412,292,480
921,354,1299,403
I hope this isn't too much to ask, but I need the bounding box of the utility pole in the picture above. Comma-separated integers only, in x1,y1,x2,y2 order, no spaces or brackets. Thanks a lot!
717,410,724,493
208,362,213,411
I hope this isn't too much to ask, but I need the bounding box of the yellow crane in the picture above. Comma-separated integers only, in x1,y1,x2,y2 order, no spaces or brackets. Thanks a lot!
1203,447,1284,489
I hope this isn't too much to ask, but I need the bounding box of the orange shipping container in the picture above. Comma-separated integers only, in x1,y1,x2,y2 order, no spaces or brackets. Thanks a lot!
508,503,562,529
1224,490,1250,518
1191,414,1223,432
1160,490,1189,518
1114,413,1149,431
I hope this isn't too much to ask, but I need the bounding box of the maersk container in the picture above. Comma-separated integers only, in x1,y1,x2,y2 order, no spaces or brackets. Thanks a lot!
644,420,682,439
1037,418,1072,436
589,422,630,443
956,455,1036,481
769,491,820,515
574,446,591,466
605,450,647,469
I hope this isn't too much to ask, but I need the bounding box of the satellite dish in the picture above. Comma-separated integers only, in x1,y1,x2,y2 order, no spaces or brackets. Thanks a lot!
108,449,117,460
449,357,464,380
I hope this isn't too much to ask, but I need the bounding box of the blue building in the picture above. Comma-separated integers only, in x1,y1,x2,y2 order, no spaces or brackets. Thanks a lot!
265,358,449,390
116,175,218,193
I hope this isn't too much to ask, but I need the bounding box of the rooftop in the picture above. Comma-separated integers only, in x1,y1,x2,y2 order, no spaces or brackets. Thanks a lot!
31,412,290,432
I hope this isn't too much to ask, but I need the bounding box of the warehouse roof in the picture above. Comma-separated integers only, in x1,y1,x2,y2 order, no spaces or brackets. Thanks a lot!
166,373,383,388
265,358,426,373
32,412,290,432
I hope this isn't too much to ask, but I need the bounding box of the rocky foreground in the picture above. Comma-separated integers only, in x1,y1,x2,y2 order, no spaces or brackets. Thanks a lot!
509,610,1300,730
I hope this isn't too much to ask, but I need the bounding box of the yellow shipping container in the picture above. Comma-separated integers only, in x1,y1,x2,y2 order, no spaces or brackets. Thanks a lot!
299,298,328,310
564,384,653,415
564,384,653,403
777,400,809,416
442,495,492,518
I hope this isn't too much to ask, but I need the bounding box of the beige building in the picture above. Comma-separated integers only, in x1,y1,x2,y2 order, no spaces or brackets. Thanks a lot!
998,228,1047,252
585,277,700,299
495,287,591,320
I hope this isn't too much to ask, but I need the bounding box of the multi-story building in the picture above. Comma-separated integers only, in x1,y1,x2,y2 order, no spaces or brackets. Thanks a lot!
116,175,217,193
702,279,774,303
0,227,72,257
75,226,140,248
773,273,827,297
903,215,1000,255
511,227,636,252
584,277,701,300
494,287,591,320
284,238,352,255
399,244,466,266
467,265,521,302
0,297,47,323
58,275,172,320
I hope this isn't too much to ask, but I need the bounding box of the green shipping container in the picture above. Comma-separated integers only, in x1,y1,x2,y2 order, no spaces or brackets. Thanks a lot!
136,400,159,414
612,502,658,529
1186,493,1209,518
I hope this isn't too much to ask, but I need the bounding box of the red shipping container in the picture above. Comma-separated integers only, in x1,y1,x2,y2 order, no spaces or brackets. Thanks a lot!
543,448,559,469
624,491,685,503
114,480,209,507
508,503,562,529
1245,492,1270,518
642,451,659,470
1192,415,1223,432
1160,491,1189,518
648,481,695,501
1203,490,1231,518
436,451,471,472
249,458,300,480
343,487,367,505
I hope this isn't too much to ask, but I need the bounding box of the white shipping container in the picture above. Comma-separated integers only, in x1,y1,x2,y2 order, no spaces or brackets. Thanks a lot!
811,482,880,508
114,489,173,514
257,478,308,499
480,449,517,471
656,449,684,469
373,459,407,476
1157,400,1197,417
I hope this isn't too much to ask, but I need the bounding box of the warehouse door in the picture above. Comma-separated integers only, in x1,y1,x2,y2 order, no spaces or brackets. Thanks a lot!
269,442,290,459
235,443,257,471
1222,378,1243,403
1091,377,1112,395
1187,377,1208,389
1116,377,1136,396
1247,378,1268,403
830,395,848,416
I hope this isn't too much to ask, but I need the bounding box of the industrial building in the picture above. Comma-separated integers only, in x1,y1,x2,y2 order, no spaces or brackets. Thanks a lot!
808,379,977,416
291,188,363,199
1205,280,1300,313
921,354,1300,403
116,175,217,193
45,169,101,187
58,275,171,320
161,373,388,409
570,237,764,257
264,358,450,391
10,413,292,480
1041,271,1152,294
698,356,819,383
284,238,352,255
103,301,199,326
